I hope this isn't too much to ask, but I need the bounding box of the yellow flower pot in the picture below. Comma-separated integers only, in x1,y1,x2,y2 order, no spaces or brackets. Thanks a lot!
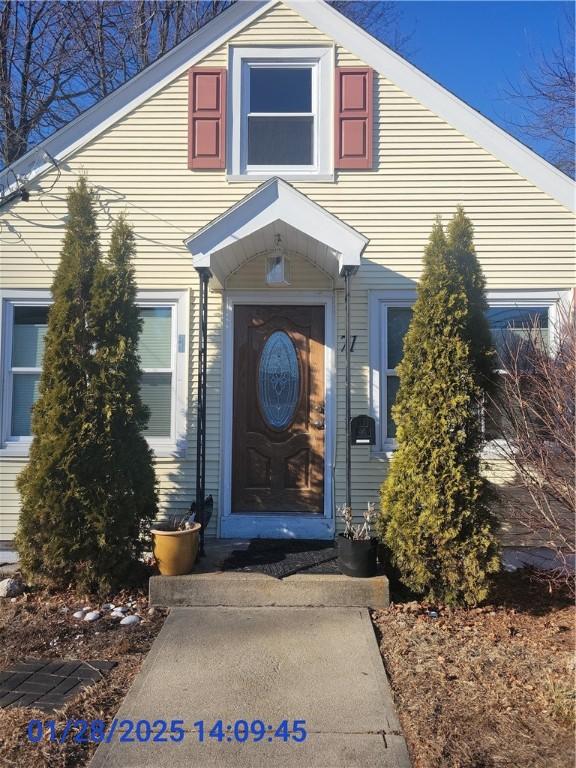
151,523,201,576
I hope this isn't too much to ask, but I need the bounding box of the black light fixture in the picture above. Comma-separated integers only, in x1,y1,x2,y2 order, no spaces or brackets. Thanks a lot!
20,188,29,202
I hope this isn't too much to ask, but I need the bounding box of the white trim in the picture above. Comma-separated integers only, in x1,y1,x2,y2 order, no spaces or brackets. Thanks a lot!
0,290,52,456
0,1,276,195
285,0,575,212
229,45,333,178
226,173,335,183
219,290,335,539
368,289,416,454
0,288,189,459
485,288,570,302
1,0,573,211
482,288,570,458
135,290,189,458
185,177,367,286
368,287,571,457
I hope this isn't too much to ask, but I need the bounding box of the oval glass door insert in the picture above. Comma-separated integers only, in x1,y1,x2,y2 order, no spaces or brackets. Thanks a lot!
258,331,300,429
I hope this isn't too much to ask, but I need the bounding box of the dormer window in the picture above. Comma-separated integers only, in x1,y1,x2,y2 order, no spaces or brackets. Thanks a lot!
229,46,333,179
189,49,372,177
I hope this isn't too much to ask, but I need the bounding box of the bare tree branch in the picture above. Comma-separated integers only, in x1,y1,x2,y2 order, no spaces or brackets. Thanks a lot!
329,1,412,53
0,0,86,164
504,7,575,178
488,301,575,595
0,0,238,167
0,1,409,169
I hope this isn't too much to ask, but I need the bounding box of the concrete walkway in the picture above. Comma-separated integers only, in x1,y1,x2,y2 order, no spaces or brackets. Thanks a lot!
90,607,410,768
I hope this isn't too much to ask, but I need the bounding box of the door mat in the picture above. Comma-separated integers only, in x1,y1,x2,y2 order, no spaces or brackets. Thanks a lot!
0,659,116,713
219,539,339,579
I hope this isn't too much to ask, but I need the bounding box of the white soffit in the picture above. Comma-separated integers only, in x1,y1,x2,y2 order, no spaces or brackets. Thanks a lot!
0,0,573,213
184,177,368,284
0,1,274,194
286,0,575,212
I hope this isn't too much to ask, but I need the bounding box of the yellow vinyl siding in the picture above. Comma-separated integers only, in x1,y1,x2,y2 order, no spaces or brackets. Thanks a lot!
0,462,21,538
207,3,333,65
226,253,333,290
0,1,574,544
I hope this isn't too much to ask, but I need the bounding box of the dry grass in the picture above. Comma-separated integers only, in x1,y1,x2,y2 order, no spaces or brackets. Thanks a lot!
0,588,167,768
1,572,574,768
373,573,575,768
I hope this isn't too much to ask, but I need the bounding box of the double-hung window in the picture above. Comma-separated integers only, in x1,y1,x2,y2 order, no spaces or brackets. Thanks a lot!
1,290,187,456
3,300,50,442
230,47,332,178
482,293,561,448
247,65,314,167
135,292,187,453
370,292,414,451
370,289,567,454
138,306,174,438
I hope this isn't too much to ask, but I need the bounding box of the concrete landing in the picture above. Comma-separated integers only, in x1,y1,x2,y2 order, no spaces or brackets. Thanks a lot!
150,571,389,608
89,607,410,768
149,540,389,608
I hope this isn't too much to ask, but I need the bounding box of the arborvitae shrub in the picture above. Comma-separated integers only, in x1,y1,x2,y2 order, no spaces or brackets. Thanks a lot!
88,216,158,588
16,179,157,593
86,214,158,591
447,205,496,392
377,215,499,606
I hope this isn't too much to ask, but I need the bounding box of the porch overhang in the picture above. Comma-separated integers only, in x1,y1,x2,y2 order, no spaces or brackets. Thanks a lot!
184,177,368,287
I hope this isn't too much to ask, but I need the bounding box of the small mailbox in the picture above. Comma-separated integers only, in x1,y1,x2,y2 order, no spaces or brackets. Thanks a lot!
350,415,376,446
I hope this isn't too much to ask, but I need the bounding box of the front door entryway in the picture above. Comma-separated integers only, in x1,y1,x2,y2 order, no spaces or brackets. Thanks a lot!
232,305,325,515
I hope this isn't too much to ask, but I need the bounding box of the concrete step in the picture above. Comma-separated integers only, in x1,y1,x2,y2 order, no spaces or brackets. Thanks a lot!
149,571,389,608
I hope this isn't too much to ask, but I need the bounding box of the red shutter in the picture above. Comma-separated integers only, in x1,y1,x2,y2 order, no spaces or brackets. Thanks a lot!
188,68,226,169
334,68,373,170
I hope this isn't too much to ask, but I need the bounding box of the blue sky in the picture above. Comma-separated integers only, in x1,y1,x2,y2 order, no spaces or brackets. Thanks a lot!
385,0,572,161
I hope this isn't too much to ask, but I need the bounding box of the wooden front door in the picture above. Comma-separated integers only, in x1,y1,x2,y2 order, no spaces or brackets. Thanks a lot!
232,305,325,514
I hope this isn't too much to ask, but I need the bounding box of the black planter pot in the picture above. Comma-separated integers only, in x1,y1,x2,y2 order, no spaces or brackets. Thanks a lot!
337,534,378,578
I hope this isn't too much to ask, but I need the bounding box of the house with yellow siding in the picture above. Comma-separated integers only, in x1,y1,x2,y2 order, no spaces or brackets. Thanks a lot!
0,0,574,559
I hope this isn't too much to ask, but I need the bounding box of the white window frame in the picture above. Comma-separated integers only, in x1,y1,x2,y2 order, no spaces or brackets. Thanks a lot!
0,289,188,458
369,290,416,455
482,289,570,457
0,290,52,455
136,290,189,457
228,46,334,180
369,288,571,457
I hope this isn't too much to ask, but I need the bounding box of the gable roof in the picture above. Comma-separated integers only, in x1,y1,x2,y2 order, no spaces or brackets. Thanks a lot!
185,176,368,285
1,0,574,212
0,0,276,194
290,0,574,212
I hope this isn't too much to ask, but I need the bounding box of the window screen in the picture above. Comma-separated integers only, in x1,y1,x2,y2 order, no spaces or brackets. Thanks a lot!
247,66,314,166
385,307,412,439
138,307,172,437
10,306,49,436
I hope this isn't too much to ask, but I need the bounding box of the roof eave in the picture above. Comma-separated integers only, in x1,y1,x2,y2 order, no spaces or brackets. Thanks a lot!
0,0,274,194
285,0,575,212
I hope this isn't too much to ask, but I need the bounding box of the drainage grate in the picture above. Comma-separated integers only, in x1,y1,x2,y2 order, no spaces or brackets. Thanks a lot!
0,659,116,713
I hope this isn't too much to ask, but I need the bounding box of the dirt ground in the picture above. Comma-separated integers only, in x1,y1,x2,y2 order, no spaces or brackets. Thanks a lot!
0,573,573,768
373,573,575,768
0,587,167,768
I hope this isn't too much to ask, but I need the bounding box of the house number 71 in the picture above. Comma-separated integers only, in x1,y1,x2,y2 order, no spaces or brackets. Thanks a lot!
340,335,357,353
